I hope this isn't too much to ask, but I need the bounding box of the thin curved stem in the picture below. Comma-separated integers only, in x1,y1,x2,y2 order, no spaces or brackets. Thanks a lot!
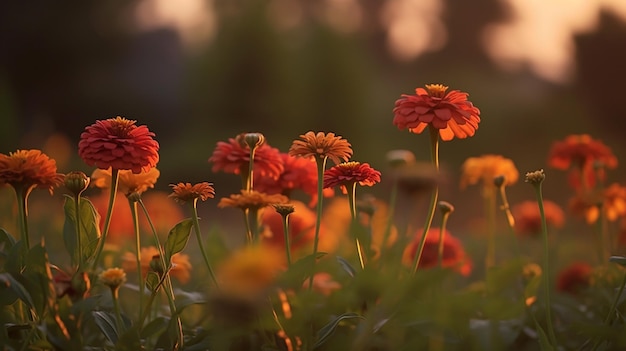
411,126,439,275
281,214,292,266
74,194,83,269
438,212,451,269
129,199,144,321
347,182,365,270
14,185,32,260
308,156,328,290
92,169,119,270
189,200,220,290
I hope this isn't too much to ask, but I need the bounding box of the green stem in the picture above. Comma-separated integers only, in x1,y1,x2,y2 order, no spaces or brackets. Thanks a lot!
497,185,520,258
486,191,497,270
411,126,440,275
74,194,83,269
247,148,256,191
243,209,253,244
14,185,32,261
308,156,328,290
92,169,120,270
111,288,124,335
164,275,183,350
347,182,365,269
532,183,558,347
438,212,451,269
129,199,144,322
189,200,220,290
281,214,292,266
250,208,260,243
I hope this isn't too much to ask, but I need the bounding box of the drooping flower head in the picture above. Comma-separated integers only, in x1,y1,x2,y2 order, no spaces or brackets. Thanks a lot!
288,131,353,165
122,246,192,284
91,167,160,196
169,182,215,204
218,190,289,211
512,199,565,236
209,134,284,180
393,84,481,141
556,262,592,295
460,154,519,195
402,227,472,276
548,134,617,190
323,161,381,193
0,149,65,194
78,117,159,173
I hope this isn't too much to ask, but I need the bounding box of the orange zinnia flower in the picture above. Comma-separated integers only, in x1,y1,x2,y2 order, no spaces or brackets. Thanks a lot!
556,262,592,295
217,246,284,299
78,117,159,173
0,149,64,194
393,84,481,141
547,134,617,190
209,134,284,180
169,182,215,204
323,161,381,193
122,246,192,284
460,154,519,194
288,131,353,165
99,267,127,289
91,167,160,196
512,200,565,236
569,183,626,224
218,190,289,211
402,227,472,276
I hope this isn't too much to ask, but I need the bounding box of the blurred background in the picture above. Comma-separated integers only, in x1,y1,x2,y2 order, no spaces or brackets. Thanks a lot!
1,0,626,242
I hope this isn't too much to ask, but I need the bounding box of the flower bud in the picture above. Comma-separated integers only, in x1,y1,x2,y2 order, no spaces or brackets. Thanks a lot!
64,171,90,196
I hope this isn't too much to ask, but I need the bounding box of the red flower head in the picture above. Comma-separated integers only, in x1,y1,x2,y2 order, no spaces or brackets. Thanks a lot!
512,200,565,236
78,117,159,173
0,149,64,194
402,227,472,276
323,161,381,194
393,84,481,141
548,134,617,190
556,262,592,295
209,134,284,180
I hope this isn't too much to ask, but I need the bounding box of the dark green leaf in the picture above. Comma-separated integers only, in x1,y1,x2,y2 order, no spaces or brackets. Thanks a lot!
0,228,16,250
336,256,356,278
534,320,555,351
93,310,119,344
63,195,101,266
141,317,168,339
21,244,55,318
116,326,143,351
314,312,364,349
145,272,161,293
277,252,327,289
0,273,34,308
164,219,194,264
175,291,206,312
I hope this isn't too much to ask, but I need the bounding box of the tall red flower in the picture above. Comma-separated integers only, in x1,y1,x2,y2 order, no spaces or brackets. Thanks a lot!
556,262,592,295
393,84,481,141
323,161,381,193
512,200,565,236
0,149,64,194
209,135,283,180
78,117,159,173
402,227,471,276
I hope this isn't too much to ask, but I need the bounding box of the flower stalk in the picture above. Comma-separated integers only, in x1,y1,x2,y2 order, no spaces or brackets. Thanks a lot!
189,199,220,289
92,168,120,270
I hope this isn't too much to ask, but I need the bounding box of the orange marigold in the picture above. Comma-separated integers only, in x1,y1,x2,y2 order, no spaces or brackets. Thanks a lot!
460,154,519,194
288,131,353,165
0,149,64,194
393,84,481,141
512,200,565,236
91,167,160,196
218,190,289,210
78,117,159,173
217,246,284,299
323,161,381,193
169,182,215,204
209,134,283,180
122,246,192,284
556,262,592,295
402,227,472,276
98,267,127,289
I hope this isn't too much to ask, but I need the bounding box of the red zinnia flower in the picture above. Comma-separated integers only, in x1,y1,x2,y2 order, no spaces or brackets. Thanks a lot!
512,200,565,236
0,149,65,194
209,135,284,180
393,84,481,141
402,227,472,276
556,262,592,295
78,117,159,173
323,161,381,193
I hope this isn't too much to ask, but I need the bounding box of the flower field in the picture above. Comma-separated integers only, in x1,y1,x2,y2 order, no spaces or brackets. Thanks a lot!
1,84,625,350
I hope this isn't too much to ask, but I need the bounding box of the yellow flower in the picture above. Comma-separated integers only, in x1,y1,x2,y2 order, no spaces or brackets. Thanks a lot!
99,267,127,289
218,190,288,211
91,167,160,196
460,155,518,195
217,246,284,299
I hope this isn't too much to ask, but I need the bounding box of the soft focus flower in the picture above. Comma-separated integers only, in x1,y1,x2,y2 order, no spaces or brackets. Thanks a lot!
169,182,215,204
89,191,134,245
386,149,416,168
218,190,288,211
254,153,335,205
512,200,565,236
262,201,318,253
209,134,283,180
391,162,440,195
0,149,64,194
460,155,519,195
122,246,192,284
524,169,546,185
288,131,353,165
217,246,284,299
393,84,481,141
139,191,186,238
556,262,592,295
78,117,159,173
302,272,341,296
548,134,617,190
99,267,127,289
91,167,160,196
569,183,626,224
323,162,381,194
402,227,472,276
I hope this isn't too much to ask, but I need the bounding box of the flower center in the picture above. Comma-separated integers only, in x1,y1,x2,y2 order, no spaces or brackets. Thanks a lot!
108,117,137,137
425,84,449,98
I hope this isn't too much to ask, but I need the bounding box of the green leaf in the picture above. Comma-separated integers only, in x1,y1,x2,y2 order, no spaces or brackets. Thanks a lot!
145,272,161,293
63,195,101,266
116,326,143,351
277,252,327,289
21,244,56,318
336,256,356,278
609,256,626,266
93,310,119,344
0,228,16,250
534,320,555,351
0,273,34,308
174,290,206,312
164,219,194,264
141,317,168,339
313,312,364,349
